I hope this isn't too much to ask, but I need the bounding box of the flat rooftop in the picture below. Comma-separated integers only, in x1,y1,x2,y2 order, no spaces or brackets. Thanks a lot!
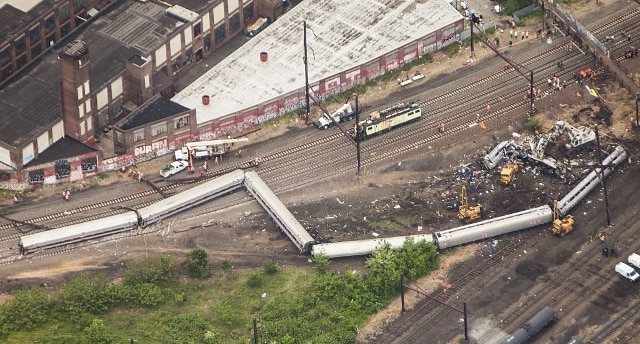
172,0,462,124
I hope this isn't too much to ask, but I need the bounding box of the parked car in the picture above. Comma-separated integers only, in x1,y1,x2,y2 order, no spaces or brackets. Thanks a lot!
160,160,189,178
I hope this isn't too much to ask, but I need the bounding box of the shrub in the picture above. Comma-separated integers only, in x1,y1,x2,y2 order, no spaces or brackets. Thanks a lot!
124,255,178,286
184,248,212,279
246,273,263,288
525,117,542,132
221,259,232,272
313,254,330,273
262,261,278,275
82,319,113,344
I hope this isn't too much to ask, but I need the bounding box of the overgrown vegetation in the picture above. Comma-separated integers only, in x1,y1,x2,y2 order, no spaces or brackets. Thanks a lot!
0,240,438,343
525,117,543,132
183,247,212,278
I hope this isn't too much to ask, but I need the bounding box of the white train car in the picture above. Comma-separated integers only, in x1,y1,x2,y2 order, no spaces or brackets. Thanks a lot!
137,169,245,225
19,211,139,254
244,171,315,254
557,145,627,217
482,140,510,170
311,234,434,259
434,205,553,249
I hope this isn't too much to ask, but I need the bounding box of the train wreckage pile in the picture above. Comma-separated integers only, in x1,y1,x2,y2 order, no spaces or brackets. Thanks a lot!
482,120,598,180
442,120,608,214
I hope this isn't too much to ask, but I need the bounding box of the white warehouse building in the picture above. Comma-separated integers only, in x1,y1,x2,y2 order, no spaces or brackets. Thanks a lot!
172,0,464,140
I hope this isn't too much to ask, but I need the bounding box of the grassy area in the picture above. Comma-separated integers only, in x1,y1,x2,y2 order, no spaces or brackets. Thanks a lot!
369,216,416,233
1,242,439,343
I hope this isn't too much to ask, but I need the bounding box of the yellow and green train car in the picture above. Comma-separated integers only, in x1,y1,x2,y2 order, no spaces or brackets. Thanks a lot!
354,102,422,139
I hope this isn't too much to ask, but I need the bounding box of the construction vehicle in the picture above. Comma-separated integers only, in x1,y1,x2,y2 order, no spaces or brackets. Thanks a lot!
552,200,574,237
500,163,519,185
458,186,482,223
176,138,249,172
314,102,356,129
553,121,596,157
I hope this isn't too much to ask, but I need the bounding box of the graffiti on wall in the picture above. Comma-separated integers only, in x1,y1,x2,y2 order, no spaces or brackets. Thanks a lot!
134,139,167,156
100,155,135,173
0,181,26,191
403,49,417,63
55,159,71,179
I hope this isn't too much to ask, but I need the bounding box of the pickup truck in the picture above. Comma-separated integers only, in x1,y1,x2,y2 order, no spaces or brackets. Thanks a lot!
160,160,189,178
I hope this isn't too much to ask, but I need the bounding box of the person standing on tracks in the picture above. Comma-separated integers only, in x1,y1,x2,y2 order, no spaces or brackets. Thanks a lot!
238,149,242,157
203,160,208,171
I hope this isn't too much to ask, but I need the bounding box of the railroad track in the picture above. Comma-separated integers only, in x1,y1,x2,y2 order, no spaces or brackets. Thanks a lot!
0,42,590,267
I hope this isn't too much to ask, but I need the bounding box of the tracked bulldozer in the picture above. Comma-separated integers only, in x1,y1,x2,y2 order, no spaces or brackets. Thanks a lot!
458,186,482,223
552,200,574,237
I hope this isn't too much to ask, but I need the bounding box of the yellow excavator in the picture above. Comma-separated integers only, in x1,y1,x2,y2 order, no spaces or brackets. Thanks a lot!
552,200,574,237
458,186,482,223
500,162,519,185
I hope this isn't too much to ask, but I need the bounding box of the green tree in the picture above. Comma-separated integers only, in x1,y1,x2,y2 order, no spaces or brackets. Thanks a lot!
0,286,53,332
83,319,113,344
184,248,212,279
365,243,401,299
61,273,114,317
396,238,439,280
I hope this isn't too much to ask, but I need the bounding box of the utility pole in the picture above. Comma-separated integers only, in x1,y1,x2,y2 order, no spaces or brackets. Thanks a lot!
303,21,310,125
594,126,612,227
400,274,405,312
470,15,475,59
463,303,468,340
253,318,258,344
354,94,361,176
541,0,546,36
529,70,535,114
636,92,640,128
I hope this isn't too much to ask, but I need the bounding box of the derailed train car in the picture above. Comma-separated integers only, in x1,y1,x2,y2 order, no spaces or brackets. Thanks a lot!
244,171,315,254
311,234,434,259
137,169,245,225
19,170,246,254
557,145,627,217
434,205,553,249
19,212,139,254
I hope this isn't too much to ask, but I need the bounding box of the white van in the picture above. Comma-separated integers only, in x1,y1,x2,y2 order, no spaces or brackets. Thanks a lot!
615,262,640,282
627,253,640,269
